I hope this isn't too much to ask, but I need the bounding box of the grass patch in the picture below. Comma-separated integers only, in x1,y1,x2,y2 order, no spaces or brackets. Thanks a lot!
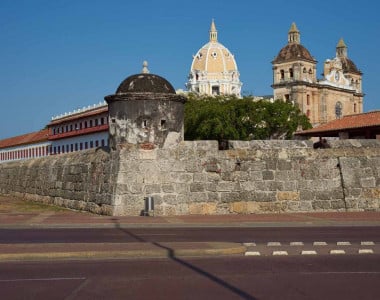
0,195,69,213
14,201,68,212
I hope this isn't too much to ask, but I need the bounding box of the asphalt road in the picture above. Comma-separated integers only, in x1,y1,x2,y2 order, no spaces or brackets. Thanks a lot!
1,226,379,244
1,255,379,300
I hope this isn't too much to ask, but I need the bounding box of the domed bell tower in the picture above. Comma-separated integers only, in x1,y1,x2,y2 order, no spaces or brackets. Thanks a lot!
105,62,187,150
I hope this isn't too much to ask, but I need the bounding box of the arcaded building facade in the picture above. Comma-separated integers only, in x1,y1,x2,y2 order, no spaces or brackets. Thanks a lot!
272,23,363,126
186,20,242,97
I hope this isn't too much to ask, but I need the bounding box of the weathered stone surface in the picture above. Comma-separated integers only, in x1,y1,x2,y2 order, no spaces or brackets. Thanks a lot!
229,201,248,213
190,182,206,192
189,202,217,215
277,191,300,201
1,139,379,216
0,149,119,215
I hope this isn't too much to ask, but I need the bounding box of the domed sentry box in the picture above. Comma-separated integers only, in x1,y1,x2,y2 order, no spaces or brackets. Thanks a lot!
104,62,187,150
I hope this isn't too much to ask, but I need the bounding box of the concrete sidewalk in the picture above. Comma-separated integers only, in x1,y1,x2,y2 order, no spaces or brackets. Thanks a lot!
1,195,380,228
1,207,380,229
0,196,379,261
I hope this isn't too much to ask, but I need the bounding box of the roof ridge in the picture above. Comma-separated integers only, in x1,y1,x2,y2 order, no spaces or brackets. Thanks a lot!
344,110,380,117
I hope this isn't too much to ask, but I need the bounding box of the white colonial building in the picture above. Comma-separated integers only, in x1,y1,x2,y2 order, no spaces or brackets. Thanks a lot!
48,101,109,154
0,130,50,163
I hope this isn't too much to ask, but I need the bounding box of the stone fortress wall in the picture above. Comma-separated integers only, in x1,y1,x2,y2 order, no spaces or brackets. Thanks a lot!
1,139,379,216
0,149,119,215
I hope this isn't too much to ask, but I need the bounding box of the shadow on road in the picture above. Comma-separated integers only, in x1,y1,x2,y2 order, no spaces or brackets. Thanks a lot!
111,218,257,300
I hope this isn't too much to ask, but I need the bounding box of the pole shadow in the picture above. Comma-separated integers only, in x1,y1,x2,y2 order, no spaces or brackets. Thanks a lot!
112,220,257,300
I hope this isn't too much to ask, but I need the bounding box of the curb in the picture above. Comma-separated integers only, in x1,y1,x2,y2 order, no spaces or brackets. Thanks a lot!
1,221,380,229
0,242,247,262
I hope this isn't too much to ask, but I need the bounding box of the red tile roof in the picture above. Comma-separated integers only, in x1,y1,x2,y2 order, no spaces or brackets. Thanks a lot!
0,129,49,149
296,111,380,135
49,106,108,125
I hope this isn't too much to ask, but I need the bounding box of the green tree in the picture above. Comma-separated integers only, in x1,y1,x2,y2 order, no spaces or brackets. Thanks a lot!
185,94,238,141
184,95,311,141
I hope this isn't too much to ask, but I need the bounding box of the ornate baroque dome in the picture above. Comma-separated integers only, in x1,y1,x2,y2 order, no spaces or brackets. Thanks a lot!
273,43,315,63
340,57,361,74
186,20,242,97
336,39,362,75
272,23,316,64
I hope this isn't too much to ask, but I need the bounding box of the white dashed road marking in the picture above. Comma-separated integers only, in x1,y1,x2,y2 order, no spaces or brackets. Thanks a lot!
243,242,256,247
290,242,304,246
267,242,281,247
361,241,375,246
245,251,261,256
358,249,374,254
243,240,377,256
301,250,317,255
337,241,351,246
313,241,328,246
330,249,346,255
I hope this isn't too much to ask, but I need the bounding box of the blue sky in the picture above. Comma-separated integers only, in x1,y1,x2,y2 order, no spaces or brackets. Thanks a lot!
0,0,379,139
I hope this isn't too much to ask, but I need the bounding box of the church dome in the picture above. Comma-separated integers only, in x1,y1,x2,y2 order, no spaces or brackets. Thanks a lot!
340,57,361,74
190,44,238,75
335,39,362,75
187,20,242,97
272,22,316,64
273,43,315,63
116,62,175,94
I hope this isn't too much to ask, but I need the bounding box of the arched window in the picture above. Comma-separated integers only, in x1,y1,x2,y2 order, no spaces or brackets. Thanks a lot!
335,101,343,119
289,68,294,78
280,70,285,79
354,103,357,113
